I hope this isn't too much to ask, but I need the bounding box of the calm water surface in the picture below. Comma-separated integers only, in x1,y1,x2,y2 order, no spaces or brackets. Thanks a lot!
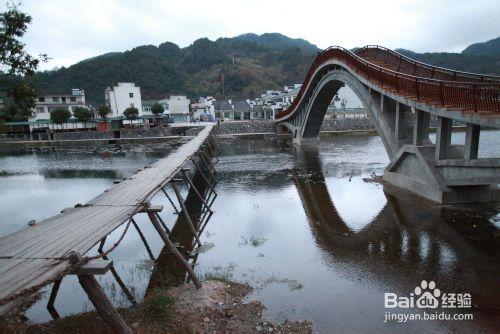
0,133,499,333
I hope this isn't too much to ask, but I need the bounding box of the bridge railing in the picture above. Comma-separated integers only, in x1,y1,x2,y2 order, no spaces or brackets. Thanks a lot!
356,45,500,83
276,46,500,121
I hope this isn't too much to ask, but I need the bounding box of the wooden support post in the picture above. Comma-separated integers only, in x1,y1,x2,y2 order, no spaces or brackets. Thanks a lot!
198,152,217,180
69,252,133,334
132,219,155,261
199,193,217,225
464,123,480,160
78,275,133,334
181,169,213,213
171,182,202,246
47,278,62,320
97,240,137,306
161,187,180,214
146,212,202,289
435,116,452,160
192,158,217,196
204,143,219,162
198,211,214,239
154,212,171,235
208,135,219,154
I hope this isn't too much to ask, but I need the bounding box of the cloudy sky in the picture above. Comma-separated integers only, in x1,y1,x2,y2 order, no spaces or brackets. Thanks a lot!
8,0,500,70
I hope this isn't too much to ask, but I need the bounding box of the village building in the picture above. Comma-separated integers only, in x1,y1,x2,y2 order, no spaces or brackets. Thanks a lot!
29,89,87,121
105,82,142,117
157,95,190,122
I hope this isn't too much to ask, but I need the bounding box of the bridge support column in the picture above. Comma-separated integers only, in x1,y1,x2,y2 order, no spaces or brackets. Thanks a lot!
293,135,320,145
395,103,413,145
435,116,452,160
413,109,430,145
464,123,480,160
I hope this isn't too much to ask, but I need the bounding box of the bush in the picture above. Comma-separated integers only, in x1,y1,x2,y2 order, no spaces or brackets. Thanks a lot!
97,105,110,119
50,108,71,124
123,107,139,120
151,103,164,115
73,107,92,122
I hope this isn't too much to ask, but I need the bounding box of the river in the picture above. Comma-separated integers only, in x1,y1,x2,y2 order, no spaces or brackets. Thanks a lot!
0,132,499,333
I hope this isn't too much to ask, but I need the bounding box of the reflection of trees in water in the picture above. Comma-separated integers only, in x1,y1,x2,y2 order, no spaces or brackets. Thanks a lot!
146,166,214,295
41,169,122,179
292,144,500,311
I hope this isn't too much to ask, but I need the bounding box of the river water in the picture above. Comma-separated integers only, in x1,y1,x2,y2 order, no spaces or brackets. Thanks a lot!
0,132,499,333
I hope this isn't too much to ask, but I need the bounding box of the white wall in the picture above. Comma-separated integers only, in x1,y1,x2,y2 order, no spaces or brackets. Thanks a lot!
166,95,190,115
106,83,142,117
29,89,86,121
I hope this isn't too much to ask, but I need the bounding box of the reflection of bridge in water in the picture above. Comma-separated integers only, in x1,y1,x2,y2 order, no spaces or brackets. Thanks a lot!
277,45,500,204
292,145,499,321
146,163,216,294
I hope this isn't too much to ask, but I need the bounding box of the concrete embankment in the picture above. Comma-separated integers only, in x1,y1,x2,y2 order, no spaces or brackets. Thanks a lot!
217,118,376,138
0,119,377,148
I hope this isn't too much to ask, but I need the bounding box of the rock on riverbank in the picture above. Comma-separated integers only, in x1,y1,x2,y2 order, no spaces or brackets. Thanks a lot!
2,280,312,333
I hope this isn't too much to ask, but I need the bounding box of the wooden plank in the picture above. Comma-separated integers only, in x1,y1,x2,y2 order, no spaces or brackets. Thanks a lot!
73,260,112,275
141,205,163,213
0,126,214,303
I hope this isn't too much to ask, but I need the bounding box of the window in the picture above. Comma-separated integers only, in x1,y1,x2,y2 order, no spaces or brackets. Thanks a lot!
38,97,45,102
36,107,45,113
61,97,66,103
69,97,76,102
48,106,58,112
52,97,59,102
130,103,134,108
129,93,134,98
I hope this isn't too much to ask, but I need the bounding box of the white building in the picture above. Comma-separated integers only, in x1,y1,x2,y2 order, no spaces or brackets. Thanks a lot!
30,89,86,121
191,96,215,121
158,95,190,122
105,83,142,117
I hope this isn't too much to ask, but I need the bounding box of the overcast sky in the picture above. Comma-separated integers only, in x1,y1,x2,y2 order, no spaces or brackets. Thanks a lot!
8,0,500,70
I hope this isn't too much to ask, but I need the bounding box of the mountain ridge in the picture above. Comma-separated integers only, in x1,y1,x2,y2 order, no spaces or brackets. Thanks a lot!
29,34,500,105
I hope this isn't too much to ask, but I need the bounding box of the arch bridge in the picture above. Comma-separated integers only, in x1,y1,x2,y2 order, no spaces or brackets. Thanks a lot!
275,45,500,204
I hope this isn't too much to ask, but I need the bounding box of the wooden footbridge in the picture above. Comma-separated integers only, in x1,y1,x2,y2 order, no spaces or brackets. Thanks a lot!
0,125,219,333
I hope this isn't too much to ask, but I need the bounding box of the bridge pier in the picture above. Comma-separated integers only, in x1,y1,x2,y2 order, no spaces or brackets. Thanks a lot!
384,114,500,204
275,54,499,204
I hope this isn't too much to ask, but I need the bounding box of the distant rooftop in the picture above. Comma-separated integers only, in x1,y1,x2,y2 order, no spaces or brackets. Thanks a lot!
214,100,232,111
232,100,252,111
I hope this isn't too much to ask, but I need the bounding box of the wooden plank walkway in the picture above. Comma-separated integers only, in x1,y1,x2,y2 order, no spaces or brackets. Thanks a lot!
0,125,214,306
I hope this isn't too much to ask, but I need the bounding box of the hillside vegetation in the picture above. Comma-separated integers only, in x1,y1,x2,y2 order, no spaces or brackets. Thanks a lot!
29,34,500,106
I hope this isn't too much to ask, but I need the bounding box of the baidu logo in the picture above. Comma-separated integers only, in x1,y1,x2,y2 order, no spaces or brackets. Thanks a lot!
384,280,471,309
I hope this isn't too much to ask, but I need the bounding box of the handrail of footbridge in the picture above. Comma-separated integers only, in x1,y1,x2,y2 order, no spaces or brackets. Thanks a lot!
356,45,500,83
275,45,500,121
0,125,215,310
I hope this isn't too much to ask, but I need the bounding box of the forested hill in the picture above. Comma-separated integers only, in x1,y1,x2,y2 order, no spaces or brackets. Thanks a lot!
30,34,499,106
395,37,500,76
31,33,320,106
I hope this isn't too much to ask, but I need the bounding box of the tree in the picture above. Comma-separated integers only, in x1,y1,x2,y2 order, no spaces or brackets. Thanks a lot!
0,4,48,122
73,107,92,122
123,107,139,120
151,102,164,115
0,4,48,75
50,108,71,124
97,105,110,119
3,77,36,119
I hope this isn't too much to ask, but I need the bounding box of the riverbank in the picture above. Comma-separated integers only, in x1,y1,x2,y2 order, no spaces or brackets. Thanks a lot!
0,119,376,148
1,280,312,333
